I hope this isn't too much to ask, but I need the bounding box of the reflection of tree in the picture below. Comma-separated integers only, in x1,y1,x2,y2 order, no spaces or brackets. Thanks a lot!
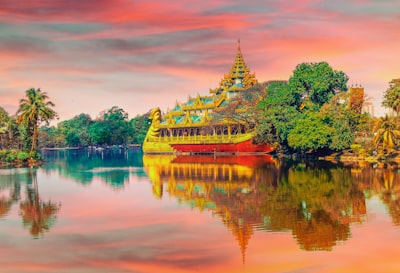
374,169,400,225
143,155,277,262
293,209,349,251
0,175,21,218
263,166,366,251
19,168,60,238
351,165,400,226
41,149,145,188
0,197,11,218
144,156,367,258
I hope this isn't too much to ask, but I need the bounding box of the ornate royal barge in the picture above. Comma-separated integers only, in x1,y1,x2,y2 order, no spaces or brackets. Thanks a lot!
142,41,274,154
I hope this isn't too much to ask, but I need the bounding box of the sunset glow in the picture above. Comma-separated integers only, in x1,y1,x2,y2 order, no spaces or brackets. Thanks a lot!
0,0,399,119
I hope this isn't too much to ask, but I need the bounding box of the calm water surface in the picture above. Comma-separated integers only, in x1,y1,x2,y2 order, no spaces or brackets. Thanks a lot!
1,149,400,273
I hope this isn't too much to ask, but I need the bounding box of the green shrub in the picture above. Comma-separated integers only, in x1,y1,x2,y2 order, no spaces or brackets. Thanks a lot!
0,149,41,166
5,150,18,162
0,149,8,161
17,151,30,162
30,151,41,160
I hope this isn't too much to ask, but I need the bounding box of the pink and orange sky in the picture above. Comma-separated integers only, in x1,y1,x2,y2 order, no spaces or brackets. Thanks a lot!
0,0,399,120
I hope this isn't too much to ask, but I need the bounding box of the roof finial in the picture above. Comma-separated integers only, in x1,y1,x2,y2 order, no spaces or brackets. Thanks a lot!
237,38,241,50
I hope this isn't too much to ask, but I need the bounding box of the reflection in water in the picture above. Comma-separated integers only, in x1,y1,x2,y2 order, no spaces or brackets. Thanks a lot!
19,168,61,238
143,155,368,259
0,168,60,238
3,151,400,258
352,166,400,226
0,169,24,219
41,148,146,189
3,151,400,272
269,165,367,251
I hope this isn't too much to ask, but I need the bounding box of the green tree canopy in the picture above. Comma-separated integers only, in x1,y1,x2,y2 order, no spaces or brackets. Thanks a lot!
373,115,400,153
257,62,354,154
288,62,349,108
58,114,92,147
382,78,400,116
89,106,133,145
131,111,151,144
0,107,10,149
256,82,300,147
287,113,333,152
16,88,57,155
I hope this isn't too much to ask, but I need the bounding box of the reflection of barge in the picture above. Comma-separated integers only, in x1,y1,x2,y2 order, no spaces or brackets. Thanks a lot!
143,154,275,187
171,154,274,167
142,41,274,154
142,155,369,258
143,154,277,263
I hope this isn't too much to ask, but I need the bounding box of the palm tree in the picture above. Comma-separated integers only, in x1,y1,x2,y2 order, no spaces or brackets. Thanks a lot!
382,79,400,116
372,115,400,153
16,88,57,156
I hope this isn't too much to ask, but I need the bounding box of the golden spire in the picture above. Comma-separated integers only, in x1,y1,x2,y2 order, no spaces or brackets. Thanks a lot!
210,40,257,94
230,219,253,264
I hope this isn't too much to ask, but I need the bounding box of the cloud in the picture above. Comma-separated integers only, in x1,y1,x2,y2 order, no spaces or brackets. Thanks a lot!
0,0,398,118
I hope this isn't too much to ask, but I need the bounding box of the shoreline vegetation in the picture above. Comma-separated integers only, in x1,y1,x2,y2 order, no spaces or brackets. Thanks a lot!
1,63,399,169
2,147,400,169
0,145,142,168
0,149,42,168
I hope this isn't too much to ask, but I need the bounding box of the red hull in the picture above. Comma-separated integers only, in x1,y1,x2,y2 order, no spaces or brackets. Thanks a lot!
172,155,275,167
171,139,274,154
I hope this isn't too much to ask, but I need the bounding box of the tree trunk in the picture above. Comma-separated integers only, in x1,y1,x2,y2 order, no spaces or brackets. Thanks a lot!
30,122,38,156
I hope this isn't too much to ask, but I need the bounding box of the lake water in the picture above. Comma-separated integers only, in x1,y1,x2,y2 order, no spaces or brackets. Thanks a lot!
1,149,400,273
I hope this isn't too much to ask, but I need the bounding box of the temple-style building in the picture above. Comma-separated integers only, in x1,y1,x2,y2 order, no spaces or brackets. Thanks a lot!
142,41,274,154
349,85,375,116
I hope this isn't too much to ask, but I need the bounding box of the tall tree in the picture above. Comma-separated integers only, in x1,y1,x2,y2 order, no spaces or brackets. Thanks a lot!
382,78,400,116
373,115,400,153
0,107,10,149
288,62,349,108
257,62,351,153
16,88,57,156
131,111,151,144
58,114,92,147
103,106,132,145
256,82,300,148
89,106,132,145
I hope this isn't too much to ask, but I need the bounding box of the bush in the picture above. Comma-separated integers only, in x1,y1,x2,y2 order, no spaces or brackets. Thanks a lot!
30,151,41,160
0,149,8,162
17,151,30,162
0,149,32,164
0,149,42,166
5,150,18,162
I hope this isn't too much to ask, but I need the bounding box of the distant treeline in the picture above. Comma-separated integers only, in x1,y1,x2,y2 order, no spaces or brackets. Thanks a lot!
39,106,151,148
0,105,150,150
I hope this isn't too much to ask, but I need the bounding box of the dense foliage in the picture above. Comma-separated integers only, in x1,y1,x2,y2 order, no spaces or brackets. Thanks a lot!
1,61,396,161
382,78,400,116
372,115,400,153
16,88,57,155
256,61,367,154
2,99,150,166
39,107,150,148
0,107,21,150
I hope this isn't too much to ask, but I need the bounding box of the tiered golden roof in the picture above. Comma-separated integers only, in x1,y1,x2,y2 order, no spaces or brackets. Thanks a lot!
210,39,258,94
159,40,258,129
